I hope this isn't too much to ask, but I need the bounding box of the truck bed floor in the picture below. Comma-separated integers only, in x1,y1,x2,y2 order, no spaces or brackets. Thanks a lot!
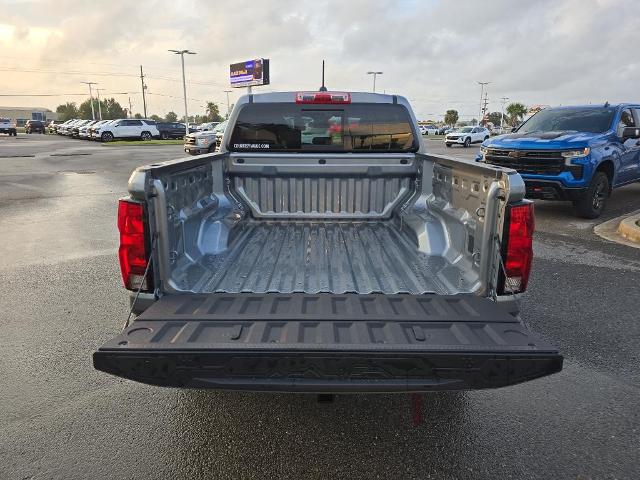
173,221,465,295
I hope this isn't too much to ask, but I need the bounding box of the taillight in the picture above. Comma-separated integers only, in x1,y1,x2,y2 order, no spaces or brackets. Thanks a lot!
498,202,534,295
118,199,151,291
295,91,351,104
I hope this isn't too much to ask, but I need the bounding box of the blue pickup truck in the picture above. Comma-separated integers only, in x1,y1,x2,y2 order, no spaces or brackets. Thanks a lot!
477,104,640,218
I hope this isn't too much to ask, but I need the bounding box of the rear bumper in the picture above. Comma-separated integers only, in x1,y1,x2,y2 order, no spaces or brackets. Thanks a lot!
94,350,562,392
94,293,563,393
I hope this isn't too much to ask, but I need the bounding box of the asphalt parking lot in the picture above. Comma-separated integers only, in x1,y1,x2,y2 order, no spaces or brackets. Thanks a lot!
1,134,639,479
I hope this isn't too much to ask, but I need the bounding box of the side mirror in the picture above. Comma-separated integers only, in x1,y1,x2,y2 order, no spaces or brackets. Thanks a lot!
510,127,518,133
621,126,640,142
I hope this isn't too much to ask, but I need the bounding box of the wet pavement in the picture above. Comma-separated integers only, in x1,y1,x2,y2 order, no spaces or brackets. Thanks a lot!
1,134,639,479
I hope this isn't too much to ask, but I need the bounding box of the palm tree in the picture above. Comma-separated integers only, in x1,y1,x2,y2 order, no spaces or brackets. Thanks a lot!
205,102,222,122
506,102,527,127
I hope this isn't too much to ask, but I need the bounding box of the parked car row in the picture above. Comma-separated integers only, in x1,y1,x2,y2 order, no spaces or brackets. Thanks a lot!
51,118,194,142
418,125,510,138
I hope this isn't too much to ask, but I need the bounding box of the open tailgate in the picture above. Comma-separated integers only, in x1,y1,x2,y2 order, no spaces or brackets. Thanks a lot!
94,293,562,392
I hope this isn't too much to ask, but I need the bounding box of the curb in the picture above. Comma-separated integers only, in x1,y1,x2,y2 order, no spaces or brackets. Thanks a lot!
594,209,640,249
617,213,640,243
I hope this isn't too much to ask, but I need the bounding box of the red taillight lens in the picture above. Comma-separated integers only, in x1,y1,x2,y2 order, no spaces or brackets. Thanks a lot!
295,91,351,104
499,202,534,294
118,199,151,291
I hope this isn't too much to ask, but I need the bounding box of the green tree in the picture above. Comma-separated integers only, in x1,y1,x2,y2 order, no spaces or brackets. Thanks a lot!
103,98,126,119
77,98,97,119
55,102,79,121
165,111,178,122
487,111,503,126
444,109,459,126
150,114,162,122
506,102,527,126
205,102,223,122
76,97,126,120
134,113,143,119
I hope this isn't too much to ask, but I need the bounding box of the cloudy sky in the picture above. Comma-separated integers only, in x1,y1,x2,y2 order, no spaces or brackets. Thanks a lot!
1,0,638,120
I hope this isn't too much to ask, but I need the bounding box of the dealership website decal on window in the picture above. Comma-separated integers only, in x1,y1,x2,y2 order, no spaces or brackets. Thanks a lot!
233,143,270,149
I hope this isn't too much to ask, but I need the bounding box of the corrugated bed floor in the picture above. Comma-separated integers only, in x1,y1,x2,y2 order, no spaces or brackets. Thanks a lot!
178,221,454,295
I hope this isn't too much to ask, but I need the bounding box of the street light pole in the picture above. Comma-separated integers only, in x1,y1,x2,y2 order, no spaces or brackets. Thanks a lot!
169,49,196,137
500,97,509,129
477,81,490,125
367,71,383,93
224,90,232,118
81,81,97,120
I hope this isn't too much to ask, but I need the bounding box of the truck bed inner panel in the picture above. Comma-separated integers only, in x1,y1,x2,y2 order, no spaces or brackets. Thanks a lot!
171,221,464,295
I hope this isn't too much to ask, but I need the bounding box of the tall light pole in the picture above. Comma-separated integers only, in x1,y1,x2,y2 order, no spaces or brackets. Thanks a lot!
95,88,105,120
224,90,232,118
367,71,383,93
477,81,490,125
140,66,148,118
169,49,196,137
500,96,509,129
81,81,97,120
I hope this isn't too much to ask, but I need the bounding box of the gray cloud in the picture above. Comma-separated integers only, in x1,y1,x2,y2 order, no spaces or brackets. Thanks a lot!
1,0,639,120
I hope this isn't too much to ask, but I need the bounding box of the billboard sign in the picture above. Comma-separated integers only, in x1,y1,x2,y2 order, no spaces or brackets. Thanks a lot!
230,58,270,88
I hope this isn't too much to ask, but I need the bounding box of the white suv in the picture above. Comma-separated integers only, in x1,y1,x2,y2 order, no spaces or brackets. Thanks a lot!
96,119,160,142
420,125,439,135
445,126,490,147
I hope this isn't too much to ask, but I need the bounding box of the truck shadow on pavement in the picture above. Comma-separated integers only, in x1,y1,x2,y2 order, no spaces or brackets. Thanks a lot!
170,390,471,479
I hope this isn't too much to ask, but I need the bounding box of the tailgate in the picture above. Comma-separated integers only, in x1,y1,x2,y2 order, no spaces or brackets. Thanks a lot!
94,293,562,392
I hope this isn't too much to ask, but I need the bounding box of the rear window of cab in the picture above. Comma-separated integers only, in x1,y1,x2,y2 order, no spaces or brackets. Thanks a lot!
229,103,418,152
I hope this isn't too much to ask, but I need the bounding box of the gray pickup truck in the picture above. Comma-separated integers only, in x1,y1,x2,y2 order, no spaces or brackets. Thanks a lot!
0,117,17,136
94,91,562,392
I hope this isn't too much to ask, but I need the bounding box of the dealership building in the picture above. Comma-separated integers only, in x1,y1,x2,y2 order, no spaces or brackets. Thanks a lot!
0,106,58,126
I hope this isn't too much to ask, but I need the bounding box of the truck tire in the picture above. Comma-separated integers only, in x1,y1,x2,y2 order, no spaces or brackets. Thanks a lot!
573,171,609,219
463,137,471,148
141,131,152,141
161,132,169,140
445,143,451,147
101,132,114,142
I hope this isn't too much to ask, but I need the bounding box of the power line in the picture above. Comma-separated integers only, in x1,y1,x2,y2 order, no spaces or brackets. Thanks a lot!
0,92,133,96
0,54,191,75
146,92,204,102
0,66,227,88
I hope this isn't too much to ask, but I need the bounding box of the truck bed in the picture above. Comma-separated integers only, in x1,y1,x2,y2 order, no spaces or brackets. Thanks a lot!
95,93,563,393
172,220,459,295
